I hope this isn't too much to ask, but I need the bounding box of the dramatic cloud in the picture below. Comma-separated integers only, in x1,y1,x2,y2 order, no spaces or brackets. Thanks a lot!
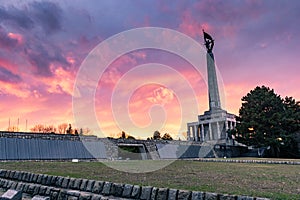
0,0,299,138
0,66,21,83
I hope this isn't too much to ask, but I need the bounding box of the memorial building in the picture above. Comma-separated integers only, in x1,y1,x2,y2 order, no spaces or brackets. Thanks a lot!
187,31,236,142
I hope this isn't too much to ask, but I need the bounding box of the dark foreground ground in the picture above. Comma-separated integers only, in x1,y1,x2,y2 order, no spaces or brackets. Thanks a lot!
0,159,299,200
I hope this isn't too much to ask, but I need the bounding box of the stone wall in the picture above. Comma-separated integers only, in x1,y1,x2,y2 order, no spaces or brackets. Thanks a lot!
0,131,81,141
0,169,270,200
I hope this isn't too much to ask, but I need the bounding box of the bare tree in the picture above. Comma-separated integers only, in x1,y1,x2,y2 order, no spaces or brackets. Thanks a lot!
58,123,68,134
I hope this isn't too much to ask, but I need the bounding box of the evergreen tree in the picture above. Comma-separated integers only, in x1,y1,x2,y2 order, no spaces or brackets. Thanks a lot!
236,86,300,157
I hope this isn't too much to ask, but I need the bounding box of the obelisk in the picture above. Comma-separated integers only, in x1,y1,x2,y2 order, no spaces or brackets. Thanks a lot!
203,30,221,112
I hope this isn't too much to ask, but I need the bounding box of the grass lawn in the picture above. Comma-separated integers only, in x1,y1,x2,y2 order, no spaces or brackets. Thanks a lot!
0,160,299,200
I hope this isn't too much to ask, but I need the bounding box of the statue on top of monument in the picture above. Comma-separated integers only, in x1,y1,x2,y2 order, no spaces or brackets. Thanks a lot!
203,30,214,53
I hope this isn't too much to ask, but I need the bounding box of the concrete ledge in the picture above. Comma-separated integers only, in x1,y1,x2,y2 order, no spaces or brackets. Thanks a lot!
195,158,300,165
0,169,270,200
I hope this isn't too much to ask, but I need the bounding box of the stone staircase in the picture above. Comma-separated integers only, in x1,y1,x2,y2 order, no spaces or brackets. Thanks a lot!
144,143,160,160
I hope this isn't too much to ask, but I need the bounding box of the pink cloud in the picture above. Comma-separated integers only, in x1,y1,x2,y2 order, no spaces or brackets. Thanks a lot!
178,10,212,38
7,32,24,45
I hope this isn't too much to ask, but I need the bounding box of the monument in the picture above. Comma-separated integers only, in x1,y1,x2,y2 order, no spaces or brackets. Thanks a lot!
187,31,236,143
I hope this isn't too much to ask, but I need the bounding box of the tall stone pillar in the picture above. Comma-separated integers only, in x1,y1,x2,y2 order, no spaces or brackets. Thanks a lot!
206,45,221,111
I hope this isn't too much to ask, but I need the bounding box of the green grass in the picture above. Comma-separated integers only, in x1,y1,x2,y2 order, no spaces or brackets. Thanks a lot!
0,160,299,200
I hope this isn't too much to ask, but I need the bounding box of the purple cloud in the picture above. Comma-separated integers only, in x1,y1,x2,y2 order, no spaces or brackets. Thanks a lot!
0,66,21,83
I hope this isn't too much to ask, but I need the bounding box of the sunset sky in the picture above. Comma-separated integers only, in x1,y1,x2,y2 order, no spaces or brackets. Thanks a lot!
0,0,299,139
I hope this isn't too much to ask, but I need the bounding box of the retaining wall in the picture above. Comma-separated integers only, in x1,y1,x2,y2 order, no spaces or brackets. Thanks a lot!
0,169,270,200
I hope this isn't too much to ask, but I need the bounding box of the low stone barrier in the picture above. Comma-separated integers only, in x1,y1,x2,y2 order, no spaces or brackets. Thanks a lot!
0,169,270,200
194,158,300,165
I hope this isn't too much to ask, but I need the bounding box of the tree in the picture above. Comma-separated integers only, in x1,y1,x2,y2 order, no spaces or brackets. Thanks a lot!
162,133,173,140
121,131,126,139
236,86,300,157
30,124,45,133
58,123,68,134
66,124,73,134
153,130,161,140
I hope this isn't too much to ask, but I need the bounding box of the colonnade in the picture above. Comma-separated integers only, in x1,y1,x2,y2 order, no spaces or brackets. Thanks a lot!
187,120,236,142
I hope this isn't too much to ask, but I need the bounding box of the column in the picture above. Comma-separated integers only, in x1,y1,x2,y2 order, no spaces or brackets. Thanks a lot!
194,125,199,141
201,124,204,142
192,126,196,141
209,123,213,140
225,120,229,131
216,121,220,139
187,125,191,141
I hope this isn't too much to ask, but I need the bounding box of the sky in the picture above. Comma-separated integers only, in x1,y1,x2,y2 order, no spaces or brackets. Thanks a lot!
0,0,299,139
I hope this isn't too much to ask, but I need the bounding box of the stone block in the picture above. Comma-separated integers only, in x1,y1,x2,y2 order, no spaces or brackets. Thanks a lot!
85,180,95,192
10,182,17,190
36,175,43,184
131,185,141,199
122,184,133,198
101,182,112,196
23,185,29,193
45,176,52,186
150,187,158,200
56,177,64,187
0,179,4,187
39,186,48,195
79,179,88,191
7,181,13,189
41,175,48,185
67,197,78,200
191,191,204,200
219,194,237,200
15,183,24,192
8,171,15,179
92,181,104,194
32,195,50,200
50,189,60,200
61,178,70,188
68,178,76,189
13,172,19,180
236,196,254,200
79,192,92,200
168,189,178,200
91,195,102,200
0,189,22,200
0,170,6,178
2,180,8,188
5,171,10,178
33,185,41,195
73,179,82,190
20,173,26,182
157,188,168,200
205,192,218,200
110,183,123,197
44,187,52,196
50,176,57,186
31,174,38,183
140,186,153,200
57,189,68,200
178,190,191,200
66,190,81,197
27,173,33,182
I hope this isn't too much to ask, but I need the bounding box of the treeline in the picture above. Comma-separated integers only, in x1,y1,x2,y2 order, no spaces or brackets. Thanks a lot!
29,123,91,135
